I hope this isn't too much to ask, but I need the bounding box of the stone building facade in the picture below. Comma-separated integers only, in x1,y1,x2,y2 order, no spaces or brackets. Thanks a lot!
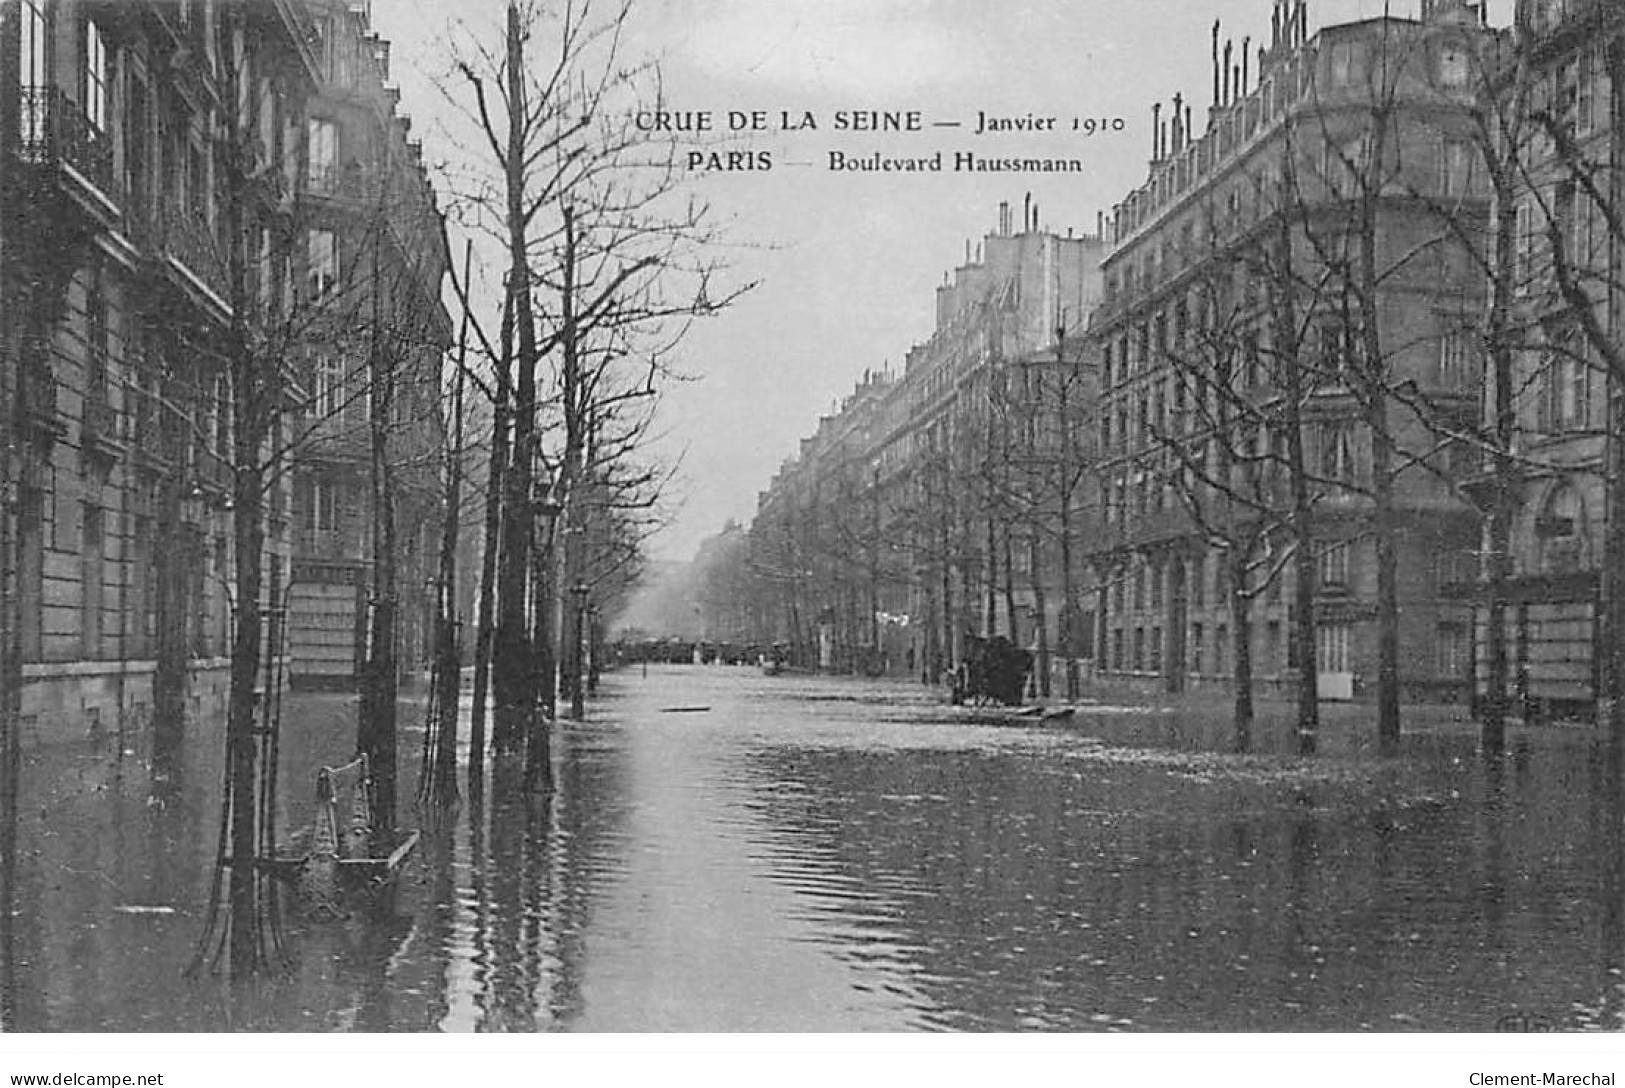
284,1,450,690
1472,0,1624,717
749,205,1105,684
0,0,449,741
1086,0,1491,703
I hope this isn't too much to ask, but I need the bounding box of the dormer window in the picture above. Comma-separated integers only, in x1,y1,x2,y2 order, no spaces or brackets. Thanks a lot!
1437,45,1470,88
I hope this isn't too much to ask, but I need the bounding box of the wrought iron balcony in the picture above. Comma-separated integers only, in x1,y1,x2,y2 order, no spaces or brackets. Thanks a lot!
298,527,362,561
305,162,370,202
155,203,228,303
16,86,117,201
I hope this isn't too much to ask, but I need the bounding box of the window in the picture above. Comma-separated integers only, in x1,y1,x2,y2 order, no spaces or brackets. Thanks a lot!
1150,626,1163,672
1515,200,1534,291
1133,627,1145,671
1331,39,1362,88
1437,622,1466,677
308,229,338,299
1555,351,1588,432
1190,623,1204,673
1215,624,1229,673
1436,45,1470,89
315,353,345,417
1438,328,1470,387
1537,485,1587,573
307,117,338,191
1321,421,1356,484
1542,330,1590,433
82,502,104,659
1553,56,1579,138
1317,623,1350,673
1577,46,1598,135
187,138,208,220
20,1,49,147
1440,139,1475,197
1318,541,1351,589
84,18,110,133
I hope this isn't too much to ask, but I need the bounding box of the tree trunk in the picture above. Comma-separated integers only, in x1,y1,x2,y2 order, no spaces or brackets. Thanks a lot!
0,154,20,1029
468,297,512,791
1031,574,1051,699
1357,110,1402,756
1369,397,1402,755
152,468,189,769
1001,526,1018,645
359,247,399,837
1481,153,1521,754
560,205,587,722
1605,389,1625,754
492,1,539,752
1057,367,1079,699
526,513,555,789
1270,173,1320,755
1230,562,1254,754
225,454,265,977
1602,37,1625,757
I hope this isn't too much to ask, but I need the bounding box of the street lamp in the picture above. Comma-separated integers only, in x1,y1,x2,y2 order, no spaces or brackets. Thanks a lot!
570,580,590,719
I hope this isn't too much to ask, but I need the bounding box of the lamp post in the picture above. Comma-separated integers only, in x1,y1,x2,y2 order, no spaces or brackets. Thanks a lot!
523,485,564,791
570,580,590,719
586,602,601,694
533,487,563,716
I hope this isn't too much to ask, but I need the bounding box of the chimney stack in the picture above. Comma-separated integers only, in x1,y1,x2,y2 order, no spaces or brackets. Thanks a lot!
1212,21,1222,109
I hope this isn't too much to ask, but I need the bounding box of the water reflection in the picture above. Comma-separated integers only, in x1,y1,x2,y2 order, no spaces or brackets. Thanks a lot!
3,695,629,1031
739,727,1625,1030
4,670,1625,1031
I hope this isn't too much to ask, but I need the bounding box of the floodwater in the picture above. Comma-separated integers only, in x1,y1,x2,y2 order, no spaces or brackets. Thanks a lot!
2,665,1622,1031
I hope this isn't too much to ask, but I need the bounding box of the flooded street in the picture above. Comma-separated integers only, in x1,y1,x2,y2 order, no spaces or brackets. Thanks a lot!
3,665,1623,1031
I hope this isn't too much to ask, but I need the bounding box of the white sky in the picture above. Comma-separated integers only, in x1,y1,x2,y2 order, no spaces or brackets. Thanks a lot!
370,0,1511,562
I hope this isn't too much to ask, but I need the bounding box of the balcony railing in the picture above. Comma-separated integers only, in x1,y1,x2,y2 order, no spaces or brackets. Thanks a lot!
305,162,370,201
16,86,117,200
298,527,363,561
157,204,227,300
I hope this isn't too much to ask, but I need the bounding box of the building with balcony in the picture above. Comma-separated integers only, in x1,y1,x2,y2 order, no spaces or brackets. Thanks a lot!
0,0,322,736
1465,0,1625,718
1084,0,1492,702
283,2,452,690
748,204,1105,686
0,0,450,736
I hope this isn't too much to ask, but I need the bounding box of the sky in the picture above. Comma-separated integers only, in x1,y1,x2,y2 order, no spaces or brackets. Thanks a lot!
369,0,1511,563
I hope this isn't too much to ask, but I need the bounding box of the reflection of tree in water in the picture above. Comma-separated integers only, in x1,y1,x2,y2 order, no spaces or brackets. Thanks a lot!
741,741,1617,1030
415,720,626,1031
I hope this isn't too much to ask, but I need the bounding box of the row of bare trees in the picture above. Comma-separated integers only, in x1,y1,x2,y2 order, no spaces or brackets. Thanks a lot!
726,7,1625,761
436,0,746,794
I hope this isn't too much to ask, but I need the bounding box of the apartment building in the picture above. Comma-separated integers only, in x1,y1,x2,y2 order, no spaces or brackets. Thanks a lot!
1086,0,1491,702
0,0,449,737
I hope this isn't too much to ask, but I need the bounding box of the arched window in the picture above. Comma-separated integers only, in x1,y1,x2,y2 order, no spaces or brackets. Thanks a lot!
1535,484,1589,574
